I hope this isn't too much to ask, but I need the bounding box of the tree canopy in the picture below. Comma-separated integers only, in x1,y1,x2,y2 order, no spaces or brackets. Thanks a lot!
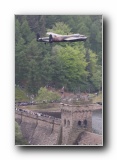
15,15,102,94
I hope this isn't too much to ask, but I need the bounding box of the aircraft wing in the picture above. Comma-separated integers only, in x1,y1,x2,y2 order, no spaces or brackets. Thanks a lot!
64,37,80,41
46,32,62,36
64,36,87,41
37,37,49,42
42,38,49,42
42,39,49,42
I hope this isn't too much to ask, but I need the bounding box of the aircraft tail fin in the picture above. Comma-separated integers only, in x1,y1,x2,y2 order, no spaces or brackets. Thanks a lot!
36,33,40,41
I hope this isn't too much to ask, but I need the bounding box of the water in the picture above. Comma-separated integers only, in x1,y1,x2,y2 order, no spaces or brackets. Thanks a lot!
35,109,102,135
92,109,102,135
37,111,61,118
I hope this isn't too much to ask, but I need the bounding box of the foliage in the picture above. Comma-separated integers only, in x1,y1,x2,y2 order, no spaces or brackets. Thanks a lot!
15,15,102,94
57,45,88,90
47,22,72,35
15,86,29,102
90,65,102,90
92,92,102,103
36,87,61,103
15,122,28,145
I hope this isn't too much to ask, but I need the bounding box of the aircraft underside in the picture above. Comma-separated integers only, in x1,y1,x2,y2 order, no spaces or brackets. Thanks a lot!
36,32,87,43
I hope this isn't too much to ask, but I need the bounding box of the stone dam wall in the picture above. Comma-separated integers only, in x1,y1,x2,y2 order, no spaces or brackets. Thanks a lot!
15,109,61,145
15,104,102,145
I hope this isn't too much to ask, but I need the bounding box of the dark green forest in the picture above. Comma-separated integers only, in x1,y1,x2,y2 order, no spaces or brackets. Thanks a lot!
15,15,102,95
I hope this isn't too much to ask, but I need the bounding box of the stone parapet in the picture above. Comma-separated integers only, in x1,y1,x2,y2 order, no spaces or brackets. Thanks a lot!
15,108,61,125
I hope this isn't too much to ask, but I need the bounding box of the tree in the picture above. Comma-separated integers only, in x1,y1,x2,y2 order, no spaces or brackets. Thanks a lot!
85,49,97,79
37,87,61,103
90,65,102,91
39,15,46,36
57,45,88,91
47,22,72,35
15,50,29,87
15,86,29,102
15,15,102,94
15,19,21,43
15,122,28,145
21,19,34,44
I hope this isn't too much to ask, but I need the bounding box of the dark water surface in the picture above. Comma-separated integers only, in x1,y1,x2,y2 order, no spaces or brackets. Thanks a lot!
39,111,61,118
92,109,102,135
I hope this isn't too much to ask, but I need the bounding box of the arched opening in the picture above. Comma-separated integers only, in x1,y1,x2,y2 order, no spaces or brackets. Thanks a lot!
78,120,81,126
84,119,87,127
64,119,66,126
67,120,70,127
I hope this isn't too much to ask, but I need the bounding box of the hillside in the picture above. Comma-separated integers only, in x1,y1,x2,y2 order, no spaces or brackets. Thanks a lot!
15,15,102,95
15,86,30,102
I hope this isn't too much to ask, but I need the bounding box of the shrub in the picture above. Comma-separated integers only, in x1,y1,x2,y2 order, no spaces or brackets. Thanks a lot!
15,122,28,145
36,87,61,103
15,86,29,102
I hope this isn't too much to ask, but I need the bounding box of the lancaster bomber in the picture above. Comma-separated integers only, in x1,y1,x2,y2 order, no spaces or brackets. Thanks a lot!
36,32,87,43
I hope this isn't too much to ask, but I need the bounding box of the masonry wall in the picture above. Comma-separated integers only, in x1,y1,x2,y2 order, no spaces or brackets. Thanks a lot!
15,111,61,145
61,109,72,144
72,110,92,132
15,104,101,145
61,106,93,145
31,119,61,145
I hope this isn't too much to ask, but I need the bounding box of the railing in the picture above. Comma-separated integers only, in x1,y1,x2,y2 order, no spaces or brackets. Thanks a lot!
15,108,61,124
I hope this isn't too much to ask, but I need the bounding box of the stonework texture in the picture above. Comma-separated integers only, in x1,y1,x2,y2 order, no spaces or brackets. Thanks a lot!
15,104,102,145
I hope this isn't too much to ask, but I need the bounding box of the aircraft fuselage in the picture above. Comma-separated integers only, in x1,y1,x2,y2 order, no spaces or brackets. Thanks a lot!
37,33,87,43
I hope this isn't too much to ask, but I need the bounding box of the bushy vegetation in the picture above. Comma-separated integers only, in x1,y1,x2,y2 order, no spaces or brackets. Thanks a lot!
15,122,28,145
15,15,102,94
92,92,102,103
15,86,29,102
36,87,61,103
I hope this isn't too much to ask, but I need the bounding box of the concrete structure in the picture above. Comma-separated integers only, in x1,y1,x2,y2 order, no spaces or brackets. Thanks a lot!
15,104,102,145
